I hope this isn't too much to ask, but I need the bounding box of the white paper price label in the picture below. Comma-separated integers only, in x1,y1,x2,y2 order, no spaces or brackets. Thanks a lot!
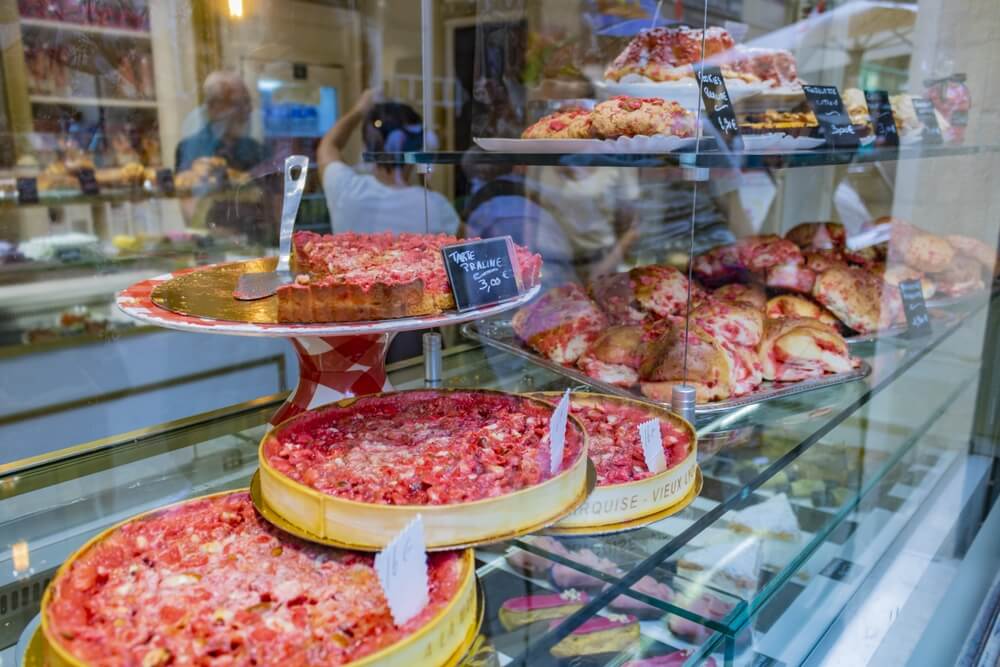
638,419,667,474
374,515,429,626
549,389,571,475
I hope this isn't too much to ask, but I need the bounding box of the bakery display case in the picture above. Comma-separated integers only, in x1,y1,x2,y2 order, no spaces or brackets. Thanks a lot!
2,0,1000,666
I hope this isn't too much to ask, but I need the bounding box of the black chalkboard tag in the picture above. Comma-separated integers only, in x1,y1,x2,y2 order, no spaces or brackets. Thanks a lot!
801,84,860,148
293,63,308,80
441,236,522,311
156,168,175,196
16,177,39,204
898,279,932,335
820,557,858,582
76,167,100,195
55,246,82,262
695,65,743,150
910,97,943,144
863,89,899,147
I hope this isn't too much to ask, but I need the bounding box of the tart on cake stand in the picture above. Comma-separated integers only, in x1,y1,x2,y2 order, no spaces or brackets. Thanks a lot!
116,257,541,426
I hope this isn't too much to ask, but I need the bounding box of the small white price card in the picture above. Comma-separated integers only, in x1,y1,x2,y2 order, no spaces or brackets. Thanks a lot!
549,389,571,474
639,419,667,474
374,515,429,626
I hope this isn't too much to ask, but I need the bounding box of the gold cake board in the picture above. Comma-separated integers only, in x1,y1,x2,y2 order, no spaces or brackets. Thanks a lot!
543,466,703,537
250,463,598,552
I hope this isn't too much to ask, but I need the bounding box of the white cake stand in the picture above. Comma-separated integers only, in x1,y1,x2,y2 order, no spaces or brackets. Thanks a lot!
116,264,540,426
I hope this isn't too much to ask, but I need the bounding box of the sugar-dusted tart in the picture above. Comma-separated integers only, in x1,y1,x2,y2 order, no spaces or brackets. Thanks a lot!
43,492,476,667
277,231,542,322
260,389,589,549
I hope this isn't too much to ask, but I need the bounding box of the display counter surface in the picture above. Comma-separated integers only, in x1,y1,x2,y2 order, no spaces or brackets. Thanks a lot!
1,292,997,666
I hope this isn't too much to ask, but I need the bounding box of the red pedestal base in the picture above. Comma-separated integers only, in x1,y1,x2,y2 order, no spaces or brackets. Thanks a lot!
270,333,396,426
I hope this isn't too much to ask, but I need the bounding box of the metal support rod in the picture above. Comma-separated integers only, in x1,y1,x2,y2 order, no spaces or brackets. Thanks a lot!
672,384,697,426
423,332,442,387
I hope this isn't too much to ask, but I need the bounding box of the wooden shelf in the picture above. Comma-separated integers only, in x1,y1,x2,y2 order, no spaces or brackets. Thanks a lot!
29,95,158,109
20,17,151,40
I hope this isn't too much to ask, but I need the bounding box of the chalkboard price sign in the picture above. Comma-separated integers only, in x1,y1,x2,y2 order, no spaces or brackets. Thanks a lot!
898,279,932,335
801,84,860,148
156,168,176,196
16,177,39,204
910,98,943,144
76,167,100,195
696,66,743,150
442,236,522,310
863,89,899,147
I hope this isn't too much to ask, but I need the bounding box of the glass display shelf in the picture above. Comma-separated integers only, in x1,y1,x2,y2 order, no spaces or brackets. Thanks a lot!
1,294,995,666
364,143,994,169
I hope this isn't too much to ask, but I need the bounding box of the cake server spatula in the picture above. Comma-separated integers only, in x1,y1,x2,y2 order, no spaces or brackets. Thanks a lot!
233,154,309,301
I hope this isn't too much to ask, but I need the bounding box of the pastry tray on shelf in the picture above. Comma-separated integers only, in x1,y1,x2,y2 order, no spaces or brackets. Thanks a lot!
844,308,958,344
461,319,871,416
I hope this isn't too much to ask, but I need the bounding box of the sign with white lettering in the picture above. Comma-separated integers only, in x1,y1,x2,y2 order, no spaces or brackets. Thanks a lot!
549,389,571,475
156,168,175,196
638,419,667,474
898,279,931,335
442,236,522,310
76,168,100,195
910,97,943,144
801,85,860,148
863,89,899,147
16,177,39,204
696,66,743,150
374,515,429,625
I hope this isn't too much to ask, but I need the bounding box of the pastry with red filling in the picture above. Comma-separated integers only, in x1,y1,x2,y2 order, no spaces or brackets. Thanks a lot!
513,284,609,364
576,324,646,387
805,250,850,273
716,46,800,88
765,294,840,327
785,222,846,252
278,231,541,322
766,260,816,294
629,264,698,318
712,282,766,309
589,271,648,324
522,108,595,139
604,26,735,82
499,589,588,630
549,614,640,657
692,243,750,287
946,234,998,277
692,235,803,286
813,265,902,333
45,492,465,666
759,317,855,382
884,218,954,273
735,235,804,274
930,256,985,297
591,97,696,139
640,321,733,402
880,264,937,299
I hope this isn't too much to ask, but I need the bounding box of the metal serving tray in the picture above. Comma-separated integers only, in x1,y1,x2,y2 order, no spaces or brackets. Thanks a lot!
843,308,958,344
461,319,872,416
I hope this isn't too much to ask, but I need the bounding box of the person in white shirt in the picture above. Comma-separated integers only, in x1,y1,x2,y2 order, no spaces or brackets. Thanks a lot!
317,90,460,236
